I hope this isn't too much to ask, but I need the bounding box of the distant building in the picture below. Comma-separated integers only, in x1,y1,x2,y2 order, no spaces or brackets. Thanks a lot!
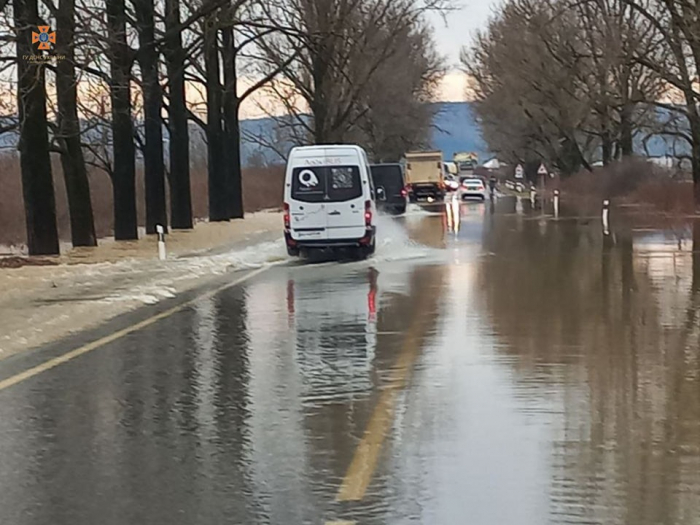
482,158,501,170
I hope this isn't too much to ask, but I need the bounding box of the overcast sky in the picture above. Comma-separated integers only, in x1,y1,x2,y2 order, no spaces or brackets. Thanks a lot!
428,0,500,69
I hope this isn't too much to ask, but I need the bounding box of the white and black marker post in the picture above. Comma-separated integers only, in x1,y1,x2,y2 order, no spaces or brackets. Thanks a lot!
530,186,537,208
602,200,610,236
553,189,560,218
156,224,166,260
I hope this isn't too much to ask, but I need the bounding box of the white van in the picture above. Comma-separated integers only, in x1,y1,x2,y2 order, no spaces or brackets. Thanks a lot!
283,145,378,259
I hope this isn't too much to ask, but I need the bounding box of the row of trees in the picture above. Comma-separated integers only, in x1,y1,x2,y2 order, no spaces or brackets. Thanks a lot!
0,0,444,255
463,0,700,204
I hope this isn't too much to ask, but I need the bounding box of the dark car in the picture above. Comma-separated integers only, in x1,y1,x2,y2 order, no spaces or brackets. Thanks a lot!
370,163,408,214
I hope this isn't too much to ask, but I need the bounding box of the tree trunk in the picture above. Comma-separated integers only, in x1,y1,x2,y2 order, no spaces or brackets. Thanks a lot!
134,0,167,234
311,44,331,144
56,0,97,247
13,0,60,255
601,129,613,166
222,27,244,220
690,113,700,210
107,0,138,240
693,219,700,294
619,103,634,157
164,0,193,230
205,23,228,221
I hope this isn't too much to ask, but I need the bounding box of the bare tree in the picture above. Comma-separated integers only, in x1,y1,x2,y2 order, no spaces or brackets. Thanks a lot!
56,0,97,247
133,0,167,234
258,0,449,147
13,0,60,255
464,0,593,174
620,0,700,205
203,15,228,221
350,21,444,161
164,0,192,229
107,0,138,239
464,0,664,175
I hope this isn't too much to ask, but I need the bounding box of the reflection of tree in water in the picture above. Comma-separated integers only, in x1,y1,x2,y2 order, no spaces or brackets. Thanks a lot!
476,216,700,525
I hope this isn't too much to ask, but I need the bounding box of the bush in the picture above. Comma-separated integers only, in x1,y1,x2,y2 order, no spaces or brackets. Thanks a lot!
561,157,658,200
559,157,698,213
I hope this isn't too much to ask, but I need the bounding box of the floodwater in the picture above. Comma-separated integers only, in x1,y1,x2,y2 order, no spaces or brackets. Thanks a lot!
0,195,699,524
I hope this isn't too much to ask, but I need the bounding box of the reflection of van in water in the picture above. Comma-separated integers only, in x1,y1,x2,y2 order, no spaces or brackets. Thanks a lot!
283,145,378,259
286,269,378,395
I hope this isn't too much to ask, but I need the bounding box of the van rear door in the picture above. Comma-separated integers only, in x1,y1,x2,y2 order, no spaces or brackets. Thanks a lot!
290,166,328,241
325,165,366,240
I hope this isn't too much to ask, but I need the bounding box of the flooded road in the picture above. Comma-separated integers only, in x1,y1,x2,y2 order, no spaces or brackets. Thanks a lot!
1,196,699,524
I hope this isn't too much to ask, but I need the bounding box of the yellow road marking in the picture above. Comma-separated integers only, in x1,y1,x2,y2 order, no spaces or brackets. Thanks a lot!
336,317,428,502
0,266,270,393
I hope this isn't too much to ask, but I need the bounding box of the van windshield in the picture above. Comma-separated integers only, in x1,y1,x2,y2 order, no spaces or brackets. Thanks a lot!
291,166,363,202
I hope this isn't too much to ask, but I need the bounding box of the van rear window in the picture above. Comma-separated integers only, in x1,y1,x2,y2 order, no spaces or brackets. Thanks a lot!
370,165,404,192
291,166,362,202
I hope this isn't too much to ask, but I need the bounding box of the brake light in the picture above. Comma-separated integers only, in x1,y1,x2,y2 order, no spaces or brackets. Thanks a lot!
283,202,290,230
401,188,407,197
364,200,372,226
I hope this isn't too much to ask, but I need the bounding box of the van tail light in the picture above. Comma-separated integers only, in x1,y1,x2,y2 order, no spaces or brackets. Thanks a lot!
283,202,290,230
364,200,372,227
401,187,408,197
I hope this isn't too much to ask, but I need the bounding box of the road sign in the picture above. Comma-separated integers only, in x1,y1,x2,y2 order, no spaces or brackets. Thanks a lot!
537,163,548,176
515,164,524,179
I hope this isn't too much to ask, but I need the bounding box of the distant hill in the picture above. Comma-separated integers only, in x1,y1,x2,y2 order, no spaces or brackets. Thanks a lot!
429,102,489,160
0,101,686,167
238,101,490,165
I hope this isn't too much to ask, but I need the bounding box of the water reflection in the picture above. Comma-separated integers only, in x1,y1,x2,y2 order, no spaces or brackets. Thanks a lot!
477,213,700,525
286,267,379,399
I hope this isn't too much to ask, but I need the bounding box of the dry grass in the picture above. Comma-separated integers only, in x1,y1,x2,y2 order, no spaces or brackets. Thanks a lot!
560,157,694,216
0,153,285,247
633,179,694,215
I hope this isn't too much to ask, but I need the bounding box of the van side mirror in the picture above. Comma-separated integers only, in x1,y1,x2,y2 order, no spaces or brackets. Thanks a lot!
376,187,386,201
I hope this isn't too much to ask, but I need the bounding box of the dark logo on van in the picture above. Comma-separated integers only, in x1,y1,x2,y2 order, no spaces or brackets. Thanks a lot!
299,169,320,187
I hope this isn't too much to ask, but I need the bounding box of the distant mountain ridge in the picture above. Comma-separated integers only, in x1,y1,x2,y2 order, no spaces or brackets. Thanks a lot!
0,101,684,167
238,101,491,165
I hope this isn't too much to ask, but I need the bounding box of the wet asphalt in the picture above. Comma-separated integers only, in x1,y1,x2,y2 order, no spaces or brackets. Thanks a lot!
1,195,700,525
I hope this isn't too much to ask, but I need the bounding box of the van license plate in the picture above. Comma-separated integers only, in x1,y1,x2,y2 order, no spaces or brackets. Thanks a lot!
295,231,322,238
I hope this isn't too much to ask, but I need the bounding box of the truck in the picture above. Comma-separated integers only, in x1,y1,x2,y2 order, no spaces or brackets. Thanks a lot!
404,150,446,203
453,152,479,175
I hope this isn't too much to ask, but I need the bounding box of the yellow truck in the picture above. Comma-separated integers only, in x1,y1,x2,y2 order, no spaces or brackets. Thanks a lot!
453,152,479,175
404,151,446,203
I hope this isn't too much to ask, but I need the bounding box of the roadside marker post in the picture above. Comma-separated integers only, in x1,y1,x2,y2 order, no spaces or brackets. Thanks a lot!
156,224,167,260
553,190,560,218
602,200,610,235
530,186,537,208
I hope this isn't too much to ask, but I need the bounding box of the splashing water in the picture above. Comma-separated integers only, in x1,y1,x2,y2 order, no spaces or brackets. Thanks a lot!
372,215,442,263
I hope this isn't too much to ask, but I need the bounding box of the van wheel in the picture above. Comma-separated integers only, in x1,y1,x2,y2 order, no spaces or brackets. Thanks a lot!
287,246,300,257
